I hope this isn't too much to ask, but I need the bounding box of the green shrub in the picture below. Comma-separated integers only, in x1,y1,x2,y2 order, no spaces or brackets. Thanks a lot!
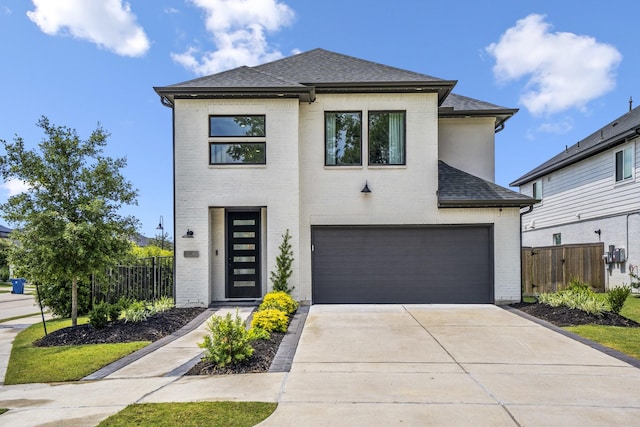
124,300,150,323
199,311,254,367
270,229,294,293
37,280,91,318
153,296,174,313
248,327,271,341
251,308,289,333
607,286,631,314
89,302,110,329
538,284,608,316
107,302,122,322
259,291,299,315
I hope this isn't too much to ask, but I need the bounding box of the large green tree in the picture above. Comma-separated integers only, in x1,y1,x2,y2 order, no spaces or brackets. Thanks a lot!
0,117,139,326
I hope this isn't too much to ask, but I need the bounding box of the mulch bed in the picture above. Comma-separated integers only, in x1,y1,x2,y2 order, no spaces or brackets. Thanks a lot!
185,332,285,375
33,307,206,347
31,306,286,375
510,302,640,328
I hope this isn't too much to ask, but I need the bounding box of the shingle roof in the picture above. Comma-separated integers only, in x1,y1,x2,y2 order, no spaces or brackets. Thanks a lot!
253,48,446,84
155,48,457,104
0,224,11,238
440,93,518,131
438,161,537,208
155,49,516,125
511,106,640,186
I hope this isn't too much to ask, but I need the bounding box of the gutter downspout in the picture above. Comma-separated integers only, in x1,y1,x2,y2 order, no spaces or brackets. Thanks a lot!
157,94,177,301
519,205,534,302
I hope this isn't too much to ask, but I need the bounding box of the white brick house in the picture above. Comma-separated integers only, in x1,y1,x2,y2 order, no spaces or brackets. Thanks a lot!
154,49,534,307
512,106,640,289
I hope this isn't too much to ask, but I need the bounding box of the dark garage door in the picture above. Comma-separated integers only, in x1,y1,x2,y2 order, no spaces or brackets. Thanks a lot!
311,225,493,304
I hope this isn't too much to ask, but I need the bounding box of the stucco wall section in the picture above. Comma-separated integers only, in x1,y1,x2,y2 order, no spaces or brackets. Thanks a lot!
439,117,496,182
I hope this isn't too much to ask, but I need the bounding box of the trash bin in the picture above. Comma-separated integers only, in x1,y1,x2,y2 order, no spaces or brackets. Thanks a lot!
10,278,25,294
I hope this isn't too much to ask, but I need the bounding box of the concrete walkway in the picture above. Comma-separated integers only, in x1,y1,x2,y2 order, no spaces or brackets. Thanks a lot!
0,304,639,426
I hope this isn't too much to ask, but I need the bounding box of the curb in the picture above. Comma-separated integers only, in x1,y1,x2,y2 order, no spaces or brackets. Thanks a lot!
270,304,309,372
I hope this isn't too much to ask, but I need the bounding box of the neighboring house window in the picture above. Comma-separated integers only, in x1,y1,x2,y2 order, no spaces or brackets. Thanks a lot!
615,145,633,182
532,179,543,200
553,233,561,246
368,111,406,165
209,115,266,164
325,112,362,166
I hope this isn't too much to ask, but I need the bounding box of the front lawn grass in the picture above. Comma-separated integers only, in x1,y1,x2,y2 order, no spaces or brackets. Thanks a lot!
4,317,148,384
97,402,277,427
0,408,8,415
565,295,640,360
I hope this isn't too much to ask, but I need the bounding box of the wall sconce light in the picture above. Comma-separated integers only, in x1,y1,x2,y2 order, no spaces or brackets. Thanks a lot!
361,181,371,194
182,229,194,238
594,229,601,236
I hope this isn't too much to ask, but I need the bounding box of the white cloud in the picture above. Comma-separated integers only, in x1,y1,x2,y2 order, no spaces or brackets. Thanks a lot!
27,0,150,57
486,14,622,116
2,179,31,197
172,0,295,75
536,116,575,135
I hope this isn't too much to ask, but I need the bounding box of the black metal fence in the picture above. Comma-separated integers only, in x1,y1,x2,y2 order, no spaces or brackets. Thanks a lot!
91,256,174,303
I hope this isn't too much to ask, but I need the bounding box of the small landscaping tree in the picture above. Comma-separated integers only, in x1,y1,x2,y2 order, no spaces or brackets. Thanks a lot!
270,229,294,293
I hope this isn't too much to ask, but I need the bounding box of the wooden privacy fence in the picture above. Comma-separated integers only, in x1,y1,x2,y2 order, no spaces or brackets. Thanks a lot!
91,256,174,303
522,243,605,294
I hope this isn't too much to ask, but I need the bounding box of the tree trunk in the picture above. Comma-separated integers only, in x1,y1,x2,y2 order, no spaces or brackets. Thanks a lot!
71,276,78,327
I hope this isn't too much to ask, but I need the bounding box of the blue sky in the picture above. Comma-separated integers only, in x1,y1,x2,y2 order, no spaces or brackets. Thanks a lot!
0,0,638,239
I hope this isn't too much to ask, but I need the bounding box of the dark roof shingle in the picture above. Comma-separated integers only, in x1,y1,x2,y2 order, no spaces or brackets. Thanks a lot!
439,161,537,208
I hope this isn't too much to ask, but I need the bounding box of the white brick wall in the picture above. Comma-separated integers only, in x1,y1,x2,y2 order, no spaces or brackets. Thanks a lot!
171,93,522,306
173,98,300,306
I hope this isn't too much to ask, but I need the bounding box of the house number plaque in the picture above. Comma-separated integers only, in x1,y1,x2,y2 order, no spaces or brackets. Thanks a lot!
184,251,199,258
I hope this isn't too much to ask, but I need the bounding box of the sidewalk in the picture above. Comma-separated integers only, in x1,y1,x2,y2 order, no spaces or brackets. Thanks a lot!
0,289,51,385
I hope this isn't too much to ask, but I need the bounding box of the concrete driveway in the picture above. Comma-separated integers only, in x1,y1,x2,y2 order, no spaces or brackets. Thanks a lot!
259,304,640,426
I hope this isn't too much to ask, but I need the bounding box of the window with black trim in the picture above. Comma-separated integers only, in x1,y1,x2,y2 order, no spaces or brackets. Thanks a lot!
615,145,633,182
325,112,362,166
533,179,543,200
209,115,266,164
368,111,406,165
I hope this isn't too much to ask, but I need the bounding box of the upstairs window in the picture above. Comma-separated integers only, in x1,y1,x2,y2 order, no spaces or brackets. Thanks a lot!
615,145,633,182
209,115,266,164
533,179,543,200
368,111,406,165
325,112,362,166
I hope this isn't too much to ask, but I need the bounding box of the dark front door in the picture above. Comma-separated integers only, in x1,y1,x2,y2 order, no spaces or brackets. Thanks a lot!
226,211,261,298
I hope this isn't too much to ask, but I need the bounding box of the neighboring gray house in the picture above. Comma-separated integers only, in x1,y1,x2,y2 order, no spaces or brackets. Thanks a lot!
154,48,534,307
512,106,640,289
0,224,12,239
